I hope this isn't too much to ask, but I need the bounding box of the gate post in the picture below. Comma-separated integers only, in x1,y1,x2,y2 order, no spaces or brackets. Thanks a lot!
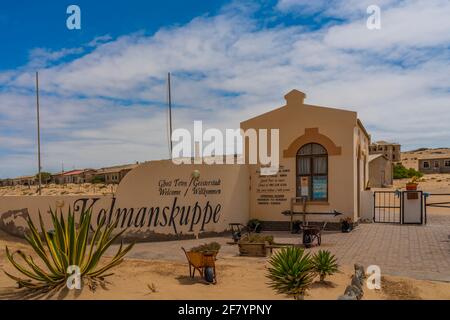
373,191,376,222
402,190,424,225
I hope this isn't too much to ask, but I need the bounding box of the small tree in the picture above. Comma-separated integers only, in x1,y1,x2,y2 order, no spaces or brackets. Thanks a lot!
35,172,52,184
393,163,423,179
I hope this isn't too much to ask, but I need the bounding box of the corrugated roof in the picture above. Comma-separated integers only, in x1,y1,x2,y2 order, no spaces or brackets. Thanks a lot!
63,170,85,176
95,163,139,174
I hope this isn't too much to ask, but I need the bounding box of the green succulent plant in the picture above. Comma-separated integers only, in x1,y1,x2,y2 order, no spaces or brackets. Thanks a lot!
266,247,315,300
4,208,134,292
312,250,339,282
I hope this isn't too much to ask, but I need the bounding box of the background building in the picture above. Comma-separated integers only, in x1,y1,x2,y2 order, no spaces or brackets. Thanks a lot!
369,154,393,187
369,141,401,163
11,175,36,186
51,169,96,184
94,163,139,184
0,179,13,187
418,157,450,174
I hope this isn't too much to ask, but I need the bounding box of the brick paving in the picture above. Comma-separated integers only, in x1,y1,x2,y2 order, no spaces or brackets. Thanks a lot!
315,216,450,281
113,211,450,282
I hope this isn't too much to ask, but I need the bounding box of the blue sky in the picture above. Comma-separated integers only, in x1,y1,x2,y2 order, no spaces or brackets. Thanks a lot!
0,0,449,178
0,0,230,70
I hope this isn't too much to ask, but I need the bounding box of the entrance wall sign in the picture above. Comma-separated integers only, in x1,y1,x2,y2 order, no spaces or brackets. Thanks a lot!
0,161,250,241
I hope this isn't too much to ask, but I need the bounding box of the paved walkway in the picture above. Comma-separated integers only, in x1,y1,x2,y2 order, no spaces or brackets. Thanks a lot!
111,212,450,282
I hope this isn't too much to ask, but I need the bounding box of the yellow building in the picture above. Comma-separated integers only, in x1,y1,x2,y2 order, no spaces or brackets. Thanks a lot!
241,89,370,229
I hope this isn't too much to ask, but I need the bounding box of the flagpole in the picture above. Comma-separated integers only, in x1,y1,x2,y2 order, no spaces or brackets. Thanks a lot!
36,71,42,195
168,72,173,159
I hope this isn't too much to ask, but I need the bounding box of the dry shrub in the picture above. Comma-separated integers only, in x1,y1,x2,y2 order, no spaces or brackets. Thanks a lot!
381,276,421,300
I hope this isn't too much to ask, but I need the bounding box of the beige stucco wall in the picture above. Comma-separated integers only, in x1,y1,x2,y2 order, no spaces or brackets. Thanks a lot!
241,90,368,223
0,195,113,237
354,125,370,220
0,161,250,240
369,157,393,187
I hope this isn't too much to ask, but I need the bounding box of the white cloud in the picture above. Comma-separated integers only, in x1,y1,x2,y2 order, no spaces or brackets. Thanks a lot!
28,47,85,68
0,0,449,178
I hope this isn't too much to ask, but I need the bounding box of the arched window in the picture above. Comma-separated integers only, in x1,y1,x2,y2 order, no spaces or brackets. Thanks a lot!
296,143,328,201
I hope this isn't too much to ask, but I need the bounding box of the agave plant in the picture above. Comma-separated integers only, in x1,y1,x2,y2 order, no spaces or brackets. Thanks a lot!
4,208,134,292
312,250,339,282
266,247,315,300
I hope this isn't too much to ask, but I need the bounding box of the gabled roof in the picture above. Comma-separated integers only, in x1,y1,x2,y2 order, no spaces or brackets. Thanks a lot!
95,163,139,174
369,154,389,162
63,170,85,176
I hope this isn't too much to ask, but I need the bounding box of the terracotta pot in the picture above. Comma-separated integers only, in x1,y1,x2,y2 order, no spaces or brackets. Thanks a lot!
406,183,418,190
406,183,419,199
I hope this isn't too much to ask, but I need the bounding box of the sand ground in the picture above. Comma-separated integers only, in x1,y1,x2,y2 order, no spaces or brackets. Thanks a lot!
1,228,450,300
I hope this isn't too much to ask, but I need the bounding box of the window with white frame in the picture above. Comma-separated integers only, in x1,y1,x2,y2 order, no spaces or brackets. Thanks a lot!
423,161,430,168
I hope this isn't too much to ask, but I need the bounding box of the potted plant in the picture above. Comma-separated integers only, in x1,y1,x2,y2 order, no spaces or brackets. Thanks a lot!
238,234,274,257
247,218,262,233
190,242,221,255
406,176,419,199
340,217,353,233
266,247,315,300
292,220,302,234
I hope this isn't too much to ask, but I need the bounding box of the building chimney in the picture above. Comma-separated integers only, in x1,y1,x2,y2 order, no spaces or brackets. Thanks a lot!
284,89,306,107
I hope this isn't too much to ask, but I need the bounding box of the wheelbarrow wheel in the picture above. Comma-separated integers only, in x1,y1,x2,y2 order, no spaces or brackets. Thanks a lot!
204,267,215,283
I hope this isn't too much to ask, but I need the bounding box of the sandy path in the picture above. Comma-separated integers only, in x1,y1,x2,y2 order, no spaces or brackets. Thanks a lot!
1,230,450,300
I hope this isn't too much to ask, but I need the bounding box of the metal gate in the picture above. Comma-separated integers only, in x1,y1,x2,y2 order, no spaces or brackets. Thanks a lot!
424,193,450,224
373,190,428,224
373,191,402,223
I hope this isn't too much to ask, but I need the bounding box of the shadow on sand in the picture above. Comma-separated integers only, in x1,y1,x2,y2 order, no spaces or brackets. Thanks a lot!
0,278,111,300
310,280,338,289
175,275,212,286
0,283,81,300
